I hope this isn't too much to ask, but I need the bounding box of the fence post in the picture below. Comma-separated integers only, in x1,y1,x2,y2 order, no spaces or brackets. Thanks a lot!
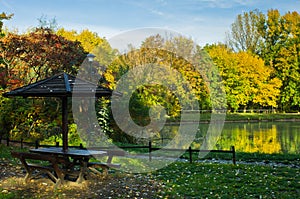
231,146,236,165
21,138,23,149
149,141,152,161
6,136,9,147
189,146,193,163
79,143,83,149
35,140,39,149
56,142,59,147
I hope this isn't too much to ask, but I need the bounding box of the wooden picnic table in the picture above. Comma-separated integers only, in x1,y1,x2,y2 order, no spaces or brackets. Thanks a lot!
29,147,107,183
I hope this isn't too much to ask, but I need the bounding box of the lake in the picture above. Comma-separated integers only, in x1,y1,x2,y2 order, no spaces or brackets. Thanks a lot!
160,121,300,154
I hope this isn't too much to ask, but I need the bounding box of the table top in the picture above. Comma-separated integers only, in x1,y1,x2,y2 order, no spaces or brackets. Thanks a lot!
30,147,107,157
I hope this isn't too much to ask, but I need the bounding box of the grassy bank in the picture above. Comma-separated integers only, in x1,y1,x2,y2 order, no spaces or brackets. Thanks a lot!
181,151,300,165
225,112,300,122
170,112,300,123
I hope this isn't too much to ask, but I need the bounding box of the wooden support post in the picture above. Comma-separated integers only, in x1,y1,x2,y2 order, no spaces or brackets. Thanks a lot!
149,141,152,161
189,146,192,163
231,146,236,165
35,140,39,149
62,96,68,152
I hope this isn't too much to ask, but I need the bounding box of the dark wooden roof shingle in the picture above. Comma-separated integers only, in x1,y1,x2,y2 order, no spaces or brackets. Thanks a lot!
3,72,113,98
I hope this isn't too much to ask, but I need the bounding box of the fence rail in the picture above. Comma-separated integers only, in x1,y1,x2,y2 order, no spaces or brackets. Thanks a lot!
1,137,236,165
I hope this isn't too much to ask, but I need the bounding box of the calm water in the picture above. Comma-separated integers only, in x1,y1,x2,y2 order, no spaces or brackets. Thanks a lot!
161,121,300,154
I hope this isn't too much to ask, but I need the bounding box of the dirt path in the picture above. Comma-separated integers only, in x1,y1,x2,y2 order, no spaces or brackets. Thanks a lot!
0,158,163,199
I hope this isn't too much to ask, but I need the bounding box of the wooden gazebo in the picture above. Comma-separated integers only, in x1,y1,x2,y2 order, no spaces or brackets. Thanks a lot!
3,72,113,151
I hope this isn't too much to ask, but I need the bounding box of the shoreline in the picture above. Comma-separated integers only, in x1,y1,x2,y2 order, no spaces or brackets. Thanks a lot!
166,118,300,125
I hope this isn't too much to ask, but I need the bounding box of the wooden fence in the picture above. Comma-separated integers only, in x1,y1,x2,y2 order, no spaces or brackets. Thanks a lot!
1,137,236,165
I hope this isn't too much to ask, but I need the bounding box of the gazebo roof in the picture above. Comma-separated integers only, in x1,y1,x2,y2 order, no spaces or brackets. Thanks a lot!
3,72,113,98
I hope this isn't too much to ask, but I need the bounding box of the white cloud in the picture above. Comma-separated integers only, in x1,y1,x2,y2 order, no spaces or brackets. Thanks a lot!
149,8,165,17
59,22,120,38
155,0,168,6
108,27,183,52
198,0,256,9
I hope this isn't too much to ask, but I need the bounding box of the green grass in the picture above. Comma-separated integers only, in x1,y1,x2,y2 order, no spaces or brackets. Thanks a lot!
0,144,12,159
225,113,300,122
169,112,300,123
150,162,300,198
0,144,27,158
0,190,17,199
180,151,300,164
232,152,300,164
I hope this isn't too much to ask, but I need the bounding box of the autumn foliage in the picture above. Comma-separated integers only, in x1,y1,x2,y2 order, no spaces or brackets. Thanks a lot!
0,9,299,142
0,28,86,89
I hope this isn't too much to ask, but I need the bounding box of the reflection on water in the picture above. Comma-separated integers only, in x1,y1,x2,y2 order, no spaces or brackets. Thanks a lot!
216,122,282,154
162,121,300,154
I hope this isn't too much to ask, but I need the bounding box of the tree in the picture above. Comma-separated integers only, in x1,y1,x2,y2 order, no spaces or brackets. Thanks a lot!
0,12,13,35
226,9,265,53
0,28,86,89
100,35,209,143
258,10,300,111
90,39,118,70
227,9,300,111
206,44,281,111
0,12,13,89
37,15,58,31
57,28,105,53
107,35,210,112
0,28,87,141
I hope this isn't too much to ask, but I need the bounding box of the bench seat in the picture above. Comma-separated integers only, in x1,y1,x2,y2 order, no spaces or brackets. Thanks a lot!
88,149,125,174
11,151,64,187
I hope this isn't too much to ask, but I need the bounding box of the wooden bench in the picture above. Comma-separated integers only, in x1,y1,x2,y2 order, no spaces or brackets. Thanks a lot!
11,151,65,187
88,150,125,175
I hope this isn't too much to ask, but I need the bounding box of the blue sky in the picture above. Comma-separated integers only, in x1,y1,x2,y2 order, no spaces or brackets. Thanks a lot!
1,0,300,46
